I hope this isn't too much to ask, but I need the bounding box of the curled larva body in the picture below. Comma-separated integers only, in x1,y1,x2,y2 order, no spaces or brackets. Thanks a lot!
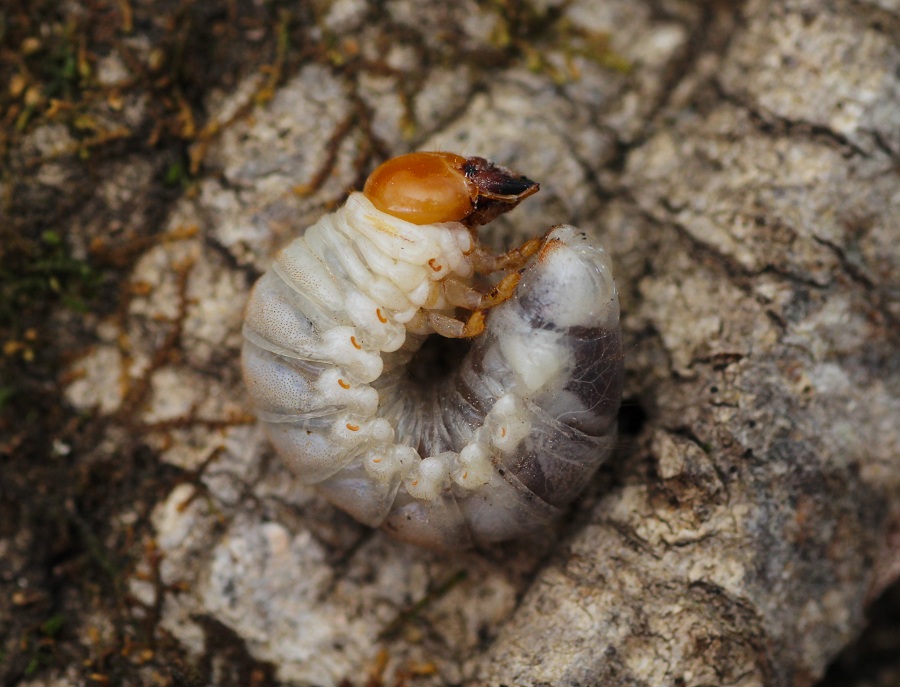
242,153,623,549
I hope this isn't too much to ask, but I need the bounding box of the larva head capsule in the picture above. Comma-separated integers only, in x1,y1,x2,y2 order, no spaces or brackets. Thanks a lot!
363,152,539,227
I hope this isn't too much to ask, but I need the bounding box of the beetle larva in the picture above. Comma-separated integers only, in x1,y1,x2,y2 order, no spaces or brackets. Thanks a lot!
241,152,623,549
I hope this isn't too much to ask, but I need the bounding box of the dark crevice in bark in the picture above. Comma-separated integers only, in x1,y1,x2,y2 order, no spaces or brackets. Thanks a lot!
637,203,835,299
811,235,900,336
713,80,873,159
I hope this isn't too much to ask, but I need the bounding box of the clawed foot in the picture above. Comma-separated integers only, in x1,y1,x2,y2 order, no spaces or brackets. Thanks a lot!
428,232,555,338
471,235,543,274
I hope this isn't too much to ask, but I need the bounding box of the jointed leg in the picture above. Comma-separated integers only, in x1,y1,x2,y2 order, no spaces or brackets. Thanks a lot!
427,310,485,338
442,272,522,311
430,272,521,339
429,232,550,339
471,235,543,275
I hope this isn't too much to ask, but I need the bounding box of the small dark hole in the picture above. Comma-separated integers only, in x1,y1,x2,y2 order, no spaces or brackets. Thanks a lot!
406,333,471,385
819,579,900,687
617,398,647,437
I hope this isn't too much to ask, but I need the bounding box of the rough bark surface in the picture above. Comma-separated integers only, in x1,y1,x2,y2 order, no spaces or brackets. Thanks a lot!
6,0,898,685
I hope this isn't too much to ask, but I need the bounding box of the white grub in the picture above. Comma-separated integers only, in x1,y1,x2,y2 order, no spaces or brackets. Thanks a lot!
241,154,623,549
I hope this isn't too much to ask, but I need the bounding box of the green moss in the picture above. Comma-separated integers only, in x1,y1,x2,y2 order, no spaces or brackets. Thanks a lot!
0,229,103,330
40,614,65,637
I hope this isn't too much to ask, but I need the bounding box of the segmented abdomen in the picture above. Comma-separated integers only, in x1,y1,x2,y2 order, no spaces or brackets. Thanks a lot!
242,195,623,549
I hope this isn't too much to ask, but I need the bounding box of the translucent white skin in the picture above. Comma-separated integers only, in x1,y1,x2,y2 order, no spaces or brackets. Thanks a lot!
242,192,624,549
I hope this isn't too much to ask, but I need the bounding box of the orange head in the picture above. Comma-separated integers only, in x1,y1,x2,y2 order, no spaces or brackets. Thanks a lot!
363,152,539,226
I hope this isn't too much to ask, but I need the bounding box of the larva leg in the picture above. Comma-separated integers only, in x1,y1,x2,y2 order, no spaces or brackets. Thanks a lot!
425,271,520,340
427,311,484,338
432,271,522,339
471,235,543,274
431,224,607,336
477,271,522,308
426,312,465,338
436,233,552,328
441,272,522,310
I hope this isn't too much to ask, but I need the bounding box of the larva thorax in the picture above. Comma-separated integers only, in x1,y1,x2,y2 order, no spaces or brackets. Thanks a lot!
311,193,476,333
242,152,623,549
